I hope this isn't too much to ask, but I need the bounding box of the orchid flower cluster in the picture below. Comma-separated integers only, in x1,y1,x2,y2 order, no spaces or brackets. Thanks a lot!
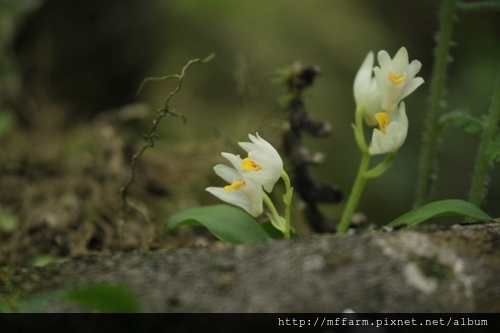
338,47,424,233
353,47,424,155
206,133,294,238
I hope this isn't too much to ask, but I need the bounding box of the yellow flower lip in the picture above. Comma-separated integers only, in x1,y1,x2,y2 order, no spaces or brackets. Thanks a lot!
375,112,389,134
224,180,245,192
388,72,405,84
242,157,261,171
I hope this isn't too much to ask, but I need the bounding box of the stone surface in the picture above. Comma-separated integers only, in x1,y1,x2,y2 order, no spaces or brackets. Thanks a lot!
2,223,500,312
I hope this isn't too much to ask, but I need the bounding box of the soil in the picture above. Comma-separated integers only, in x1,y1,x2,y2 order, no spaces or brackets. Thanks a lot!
0,101,224,267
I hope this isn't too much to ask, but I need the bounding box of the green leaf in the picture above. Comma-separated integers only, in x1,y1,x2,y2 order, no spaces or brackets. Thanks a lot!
16,284,141,313
165,204,270,244
63,284,142,313
386,199,493,228
440,110,484,134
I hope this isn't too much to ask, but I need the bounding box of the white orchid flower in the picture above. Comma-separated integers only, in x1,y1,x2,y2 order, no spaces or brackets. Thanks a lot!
353,51,383,126
238,133,284,192
206,152,263,217
369,102,408,155
373,47,424,112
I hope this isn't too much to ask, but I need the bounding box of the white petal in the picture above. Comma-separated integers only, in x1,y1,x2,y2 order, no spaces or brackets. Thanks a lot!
377,50,392,70
385,122,405,148
238,133,284,192
247,150,283,192
399,77,425,101
249,149,283,170
392,47,409,72
369,129,390,155
369,127,402,155
243,133,282,162
238,142,255,153
406,60,422,80
392,102,408,131
206,187,255,216
206,185,263,217
369,103,408,155
353,51,375,106
374,65,401,112
243,169,278,192
362,81,383,126
221,152,243,173
213,164,240,184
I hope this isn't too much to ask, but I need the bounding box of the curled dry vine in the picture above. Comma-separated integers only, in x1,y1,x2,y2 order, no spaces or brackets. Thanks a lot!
120,53,215,215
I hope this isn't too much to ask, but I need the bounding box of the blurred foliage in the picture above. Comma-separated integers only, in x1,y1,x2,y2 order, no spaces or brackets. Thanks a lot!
441,110,485,135
2,283,142,313
0,0,43,135
5,0,500,225
0,204,18,233
0,111,12,136
0,0,43,89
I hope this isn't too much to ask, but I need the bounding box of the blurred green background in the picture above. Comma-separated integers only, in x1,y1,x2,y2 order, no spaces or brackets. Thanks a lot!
3,0,500,228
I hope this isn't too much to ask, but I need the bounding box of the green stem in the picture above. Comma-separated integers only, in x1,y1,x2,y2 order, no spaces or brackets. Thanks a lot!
338,152,371,234
281,170,293,239
262,191,288,238
364,152,396,179
468,67,500,206
414,0,458,207
262,192,280,222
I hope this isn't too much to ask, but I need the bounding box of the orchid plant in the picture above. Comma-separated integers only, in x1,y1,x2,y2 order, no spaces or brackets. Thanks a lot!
206,134,293,238
166,133,294,242
338,47,424,234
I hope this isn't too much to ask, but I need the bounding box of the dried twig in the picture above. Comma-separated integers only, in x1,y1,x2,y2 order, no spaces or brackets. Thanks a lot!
120,53,215,214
